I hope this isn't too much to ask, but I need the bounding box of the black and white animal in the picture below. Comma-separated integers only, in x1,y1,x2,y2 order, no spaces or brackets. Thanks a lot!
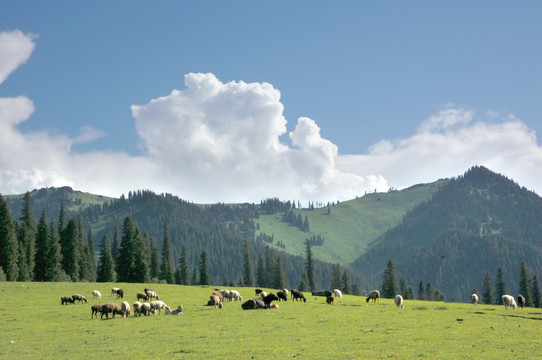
262,293,279,309
61,296,74,305
366,290,380,303
277,291,288,301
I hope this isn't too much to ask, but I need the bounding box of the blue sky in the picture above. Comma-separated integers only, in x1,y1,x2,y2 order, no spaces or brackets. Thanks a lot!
1,1,541,203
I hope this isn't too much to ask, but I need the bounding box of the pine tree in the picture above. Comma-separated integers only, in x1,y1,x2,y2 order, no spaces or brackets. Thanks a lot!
425,282,434,301
381,259,399,298
399,277,414,299
96,235,116,282
417,281,425,300
117,216,150,283
495,267,507,305
518,262,533,307
482,271,494,305
298,272,310,291
58,197,66,233
199,250,209,285
305,240,316,291
34,210,49,281
341,269,351,294
149,237,160,280
242,237,255,287
272,255,288,289
265,246,275,288
351,283,362,296
191,267,199,285
331,263,342,290
61,219,80,281
531,275,541,309
256,254,266,287
131,226,150,283
0,195,19,281
17,192,36,281
44,219,64,281
176,244,190,285
111,225,121,259
159,223,175,284
77,217,96,282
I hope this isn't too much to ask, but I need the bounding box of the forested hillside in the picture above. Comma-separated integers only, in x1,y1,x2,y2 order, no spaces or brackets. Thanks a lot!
352,166,542,302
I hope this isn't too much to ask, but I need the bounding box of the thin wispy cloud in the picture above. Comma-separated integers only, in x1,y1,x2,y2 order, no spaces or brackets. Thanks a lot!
1,30,541,202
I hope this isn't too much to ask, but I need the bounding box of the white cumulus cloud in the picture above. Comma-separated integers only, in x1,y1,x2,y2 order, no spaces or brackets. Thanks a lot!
0,30,36,85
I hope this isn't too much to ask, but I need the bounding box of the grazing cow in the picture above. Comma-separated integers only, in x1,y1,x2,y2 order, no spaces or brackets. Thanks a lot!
91,304,102,319
471,294,479,305
502,295,517,310
72,294,87,304
333,289,343,299
208,295,223,310
92,290,102,299
121,301,131,318
61,296,74,305
136,292,149,302
277,291,288,301
366,290,380,303
291,289,307,303
517,295,526,309
101,303,122,319
394,295,404,308
165,305,184,315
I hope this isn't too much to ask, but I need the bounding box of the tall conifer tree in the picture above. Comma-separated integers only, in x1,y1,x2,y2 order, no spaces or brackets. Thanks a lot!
531,275,541,309
0,195,19,281
149,238,160,280
160,223,175,284
34,210,49,281
482,271,494,304
199,250,209,285
176,244,190,285
17,192,36,281
97,235,116,282
305,240,316,291
242,237,255,287
518,262,533,307
44,219,64,281
495,267,507,305
381,259,399,298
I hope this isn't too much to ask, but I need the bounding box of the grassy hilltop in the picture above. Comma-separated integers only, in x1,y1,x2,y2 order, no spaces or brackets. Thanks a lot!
0,282,540,359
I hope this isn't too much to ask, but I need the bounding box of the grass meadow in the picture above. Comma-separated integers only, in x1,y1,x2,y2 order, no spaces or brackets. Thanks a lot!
0,282,540,359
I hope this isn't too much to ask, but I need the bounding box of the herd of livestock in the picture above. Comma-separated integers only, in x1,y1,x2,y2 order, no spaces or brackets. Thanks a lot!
60,286,527,320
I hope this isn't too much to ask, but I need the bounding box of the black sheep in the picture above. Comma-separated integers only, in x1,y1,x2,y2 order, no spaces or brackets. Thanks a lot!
277,291,288,301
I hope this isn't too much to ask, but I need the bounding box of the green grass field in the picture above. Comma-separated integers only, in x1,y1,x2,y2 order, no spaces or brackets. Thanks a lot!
0,282,540,359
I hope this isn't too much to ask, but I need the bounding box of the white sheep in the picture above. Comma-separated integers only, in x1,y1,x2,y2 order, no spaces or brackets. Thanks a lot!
471,294,479,305
165,305,184,315
259,291,268,298
92,290,102,299
150,300,171,315
502,295,517,310
333,289,343,298
394,294,404,308
121,301,131,318
229,289,243,302
366,290,380,303
146,290,159,300
133,301,143,316
140,302,156,316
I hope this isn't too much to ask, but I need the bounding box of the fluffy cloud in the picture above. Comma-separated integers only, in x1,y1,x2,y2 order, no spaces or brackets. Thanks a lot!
0,30,35,85
1,30,541,202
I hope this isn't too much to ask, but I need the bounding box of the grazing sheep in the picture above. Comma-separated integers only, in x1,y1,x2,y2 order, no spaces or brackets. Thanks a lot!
291,289,307,303
333,289,343,299
92,290,102,299
72,294,88,304
111,288,120,297
517,295,526,309
471,294,479,305
100,303,122,319
140,302,156,316
146,290,159,301
394,295,404,308
121,301,131,318
277,291,288,301
211,291,223,302
208,294,223,310
91,304,102,319
136,292,149,302
366,290,380,303
165,305,184,315
282,289,289,298
229,290,242,302
133,301,143,317
144,288,153,293
151,300,171,315
61,296,74,305
502,295,517,310
116,289,124,299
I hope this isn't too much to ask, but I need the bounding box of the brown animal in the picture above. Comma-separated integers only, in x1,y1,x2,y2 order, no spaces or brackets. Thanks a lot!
291,289,306,302
326,291,335,305
101,303,122,319
208,294,223,309
91,304,102,319
136,292,149,301
518,295,526,309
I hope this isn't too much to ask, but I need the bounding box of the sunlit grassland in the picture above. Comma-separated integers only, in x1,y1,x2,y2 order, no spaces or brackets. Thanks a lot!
256,180,448,265
0,282,540,359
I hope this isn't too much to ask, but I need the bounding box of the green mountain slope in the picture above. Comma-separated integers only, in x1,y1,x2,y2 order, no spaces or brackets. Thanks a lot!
352,166,542,302
255,180,448,264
